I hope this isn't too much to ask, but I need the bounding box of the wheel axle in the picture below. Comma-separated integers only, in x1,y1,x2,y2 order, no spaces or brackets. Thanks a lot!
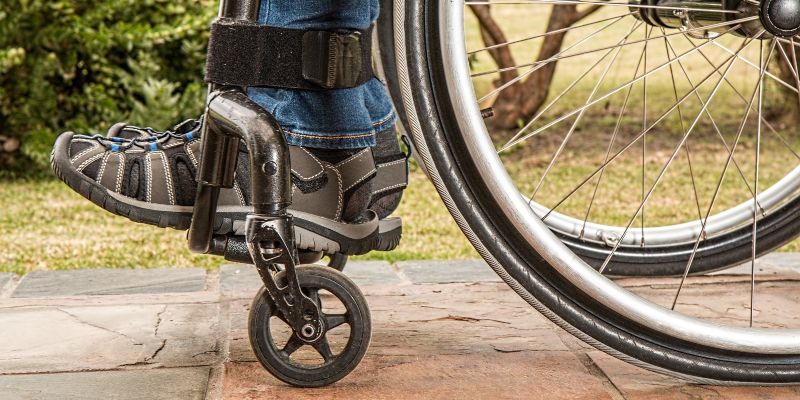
631,0,800,38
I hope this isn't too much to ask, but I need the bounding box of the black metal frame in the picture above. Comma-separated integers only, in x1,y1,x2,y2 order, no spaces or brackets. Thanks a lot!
187,0,324,342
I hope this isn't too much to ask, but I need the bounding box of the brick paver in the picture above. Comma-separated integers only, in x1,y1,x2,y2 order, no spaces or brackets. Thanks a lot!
0,368,209,400
396,260,502,284
13,268,206,297
0,256,798,399
0,273,12,296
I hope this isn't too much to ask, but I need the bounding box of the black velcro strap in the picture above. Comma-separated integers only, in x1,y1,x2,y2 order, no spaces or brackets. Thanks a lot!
205,18,374,90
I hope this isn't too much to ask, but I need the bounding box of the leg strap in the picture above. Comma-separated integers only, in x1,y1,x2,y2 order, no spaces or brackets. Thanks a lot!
205,18,374,90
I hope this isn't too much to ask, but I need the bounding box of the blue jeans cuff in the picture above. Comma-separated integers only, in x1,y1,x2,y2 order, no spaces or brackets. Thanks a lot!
285,113,396,149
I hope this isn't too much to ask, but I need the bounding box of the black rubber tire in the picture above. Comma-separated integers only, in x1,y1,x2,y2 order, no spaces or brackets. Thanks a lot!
564,190,800,276
403,0,800,382
378,0,411,136
248,265,371,387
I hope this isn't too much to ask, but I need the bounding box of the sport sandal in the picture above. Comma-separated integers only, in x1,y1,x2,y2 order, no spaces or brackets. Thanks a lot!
50,125,403,256
97,118,409,250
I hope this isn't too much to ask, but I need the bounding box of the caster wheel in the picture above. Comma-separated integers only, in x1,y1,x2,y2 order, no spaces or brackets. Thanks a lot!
248,265,371,387
326,253,348,271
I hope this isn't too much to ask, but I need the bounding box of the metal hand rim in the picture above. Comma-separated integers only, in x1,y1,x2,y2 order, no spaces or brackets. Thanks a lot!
441,0,800,353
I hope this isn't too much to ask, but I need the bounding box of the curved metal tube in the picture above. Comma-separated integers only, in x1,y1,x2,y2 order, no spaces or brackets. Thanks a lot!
188,90,292,254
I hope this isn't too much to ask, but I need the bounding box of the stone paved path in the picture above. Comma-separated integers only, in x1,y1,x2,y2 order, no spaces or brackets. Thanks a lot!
1,254,800,399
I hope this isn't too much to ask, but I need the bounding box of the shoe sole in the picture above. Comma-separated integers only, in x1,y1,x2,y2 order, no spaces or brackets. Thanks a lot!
51,132,401,256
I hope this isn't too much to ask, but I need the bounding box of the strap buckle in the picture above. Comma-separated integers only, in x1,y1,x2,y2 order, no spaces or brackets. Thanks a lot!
302,30,364,89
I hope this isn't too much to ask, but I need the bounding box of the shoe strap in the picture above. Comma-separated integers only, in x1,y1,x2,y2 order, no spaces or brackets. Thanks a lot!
289,147,326,181
373,135,412,195
373,158,408,194
334,148,377,192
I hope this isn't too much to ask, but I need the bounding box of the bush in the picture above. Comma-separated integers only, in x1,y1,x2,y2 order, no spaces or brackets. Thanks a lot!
0,0,216,171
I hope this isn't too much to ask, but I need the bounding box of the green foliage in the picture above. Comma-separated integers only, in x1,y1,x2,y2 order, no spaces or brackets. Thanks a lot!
0,0,216,170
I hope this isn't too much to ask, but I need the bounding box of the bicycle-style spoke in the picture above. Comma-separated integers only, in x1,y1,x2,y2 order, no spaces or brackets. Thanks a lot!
710,40,799,94
530,36,758,222
790,37,800,82
495,21,642,153
597,35,759,275
751,40,766,327
468,12,635,55
477,15,628,103
467,0,741,14
690,40,800,161
525,24,638,201
473,16,757,80
661,29,703,222
542,42,751,220
500,23,747,152
671,38,775,310
662,33,766,210
776,39,800,119
580,33,649,235
641,26,650,246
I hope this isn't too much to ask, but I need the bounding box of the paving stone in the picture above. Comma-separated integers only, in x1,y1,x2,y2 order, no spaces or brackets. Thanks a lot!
0,367,209,400
0,273,12,293
589,351,800,399
228,281,563,363
341,261,403,286
396,260,501,284
713,252,800,276
223,350,612,400
0,303,220,374
221,261,403,298
220,264,261,297
615,274,800,328
7,257,800,398
12,268,206,298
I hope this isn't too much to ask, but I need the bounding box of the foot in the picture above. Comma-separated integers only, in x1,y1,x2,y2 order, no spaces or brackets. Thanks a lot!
51,120,406,255
106,118,409,220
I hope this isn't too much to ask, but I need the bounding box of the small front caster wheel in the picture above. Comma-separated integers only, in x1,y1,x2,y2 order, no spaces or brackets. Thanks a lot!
248,265,371,387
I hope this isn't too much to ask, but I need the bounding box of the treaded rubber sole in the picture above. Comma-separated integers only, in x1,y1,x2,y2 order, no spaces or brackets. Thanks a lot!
51,132,401,256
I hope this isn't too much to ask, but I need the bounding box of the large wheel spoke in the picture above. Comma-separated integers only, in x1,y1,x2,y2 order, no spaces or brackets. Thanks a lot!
528,22,636,201
671,38,776,309
468,13,635,55
750,40,766,328
467,0,741,14
498,20,643,152
542,32,746,220
472,15,757,80
501,23,746,152
598,34,759,274
663,33,767,211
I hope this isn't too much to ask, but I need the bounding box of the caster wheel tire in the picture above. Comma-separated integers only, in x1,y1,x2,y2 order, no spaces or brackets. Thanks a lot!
248,265,371,387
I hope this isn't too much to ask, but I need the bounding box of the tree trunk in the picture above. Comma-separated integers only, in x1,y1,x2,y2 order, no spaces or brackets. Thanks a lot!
771,40,800,124
469,5,601,134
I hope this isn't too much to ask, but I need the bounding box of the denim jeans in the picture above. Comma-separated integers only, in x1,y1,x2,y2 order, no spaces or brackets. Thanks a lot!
246,0,396,149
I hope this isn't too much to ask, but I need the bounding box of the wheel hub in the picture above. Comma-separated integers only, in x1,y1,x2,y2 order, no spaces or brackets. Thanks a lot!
762,0,800,36
632,0,800,38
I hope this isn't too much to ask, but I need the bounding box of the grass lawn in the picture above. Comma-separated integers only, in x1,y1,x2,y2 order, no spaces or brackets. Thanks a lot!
2,154,797,275
2,5,799,274
0,164,477,275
